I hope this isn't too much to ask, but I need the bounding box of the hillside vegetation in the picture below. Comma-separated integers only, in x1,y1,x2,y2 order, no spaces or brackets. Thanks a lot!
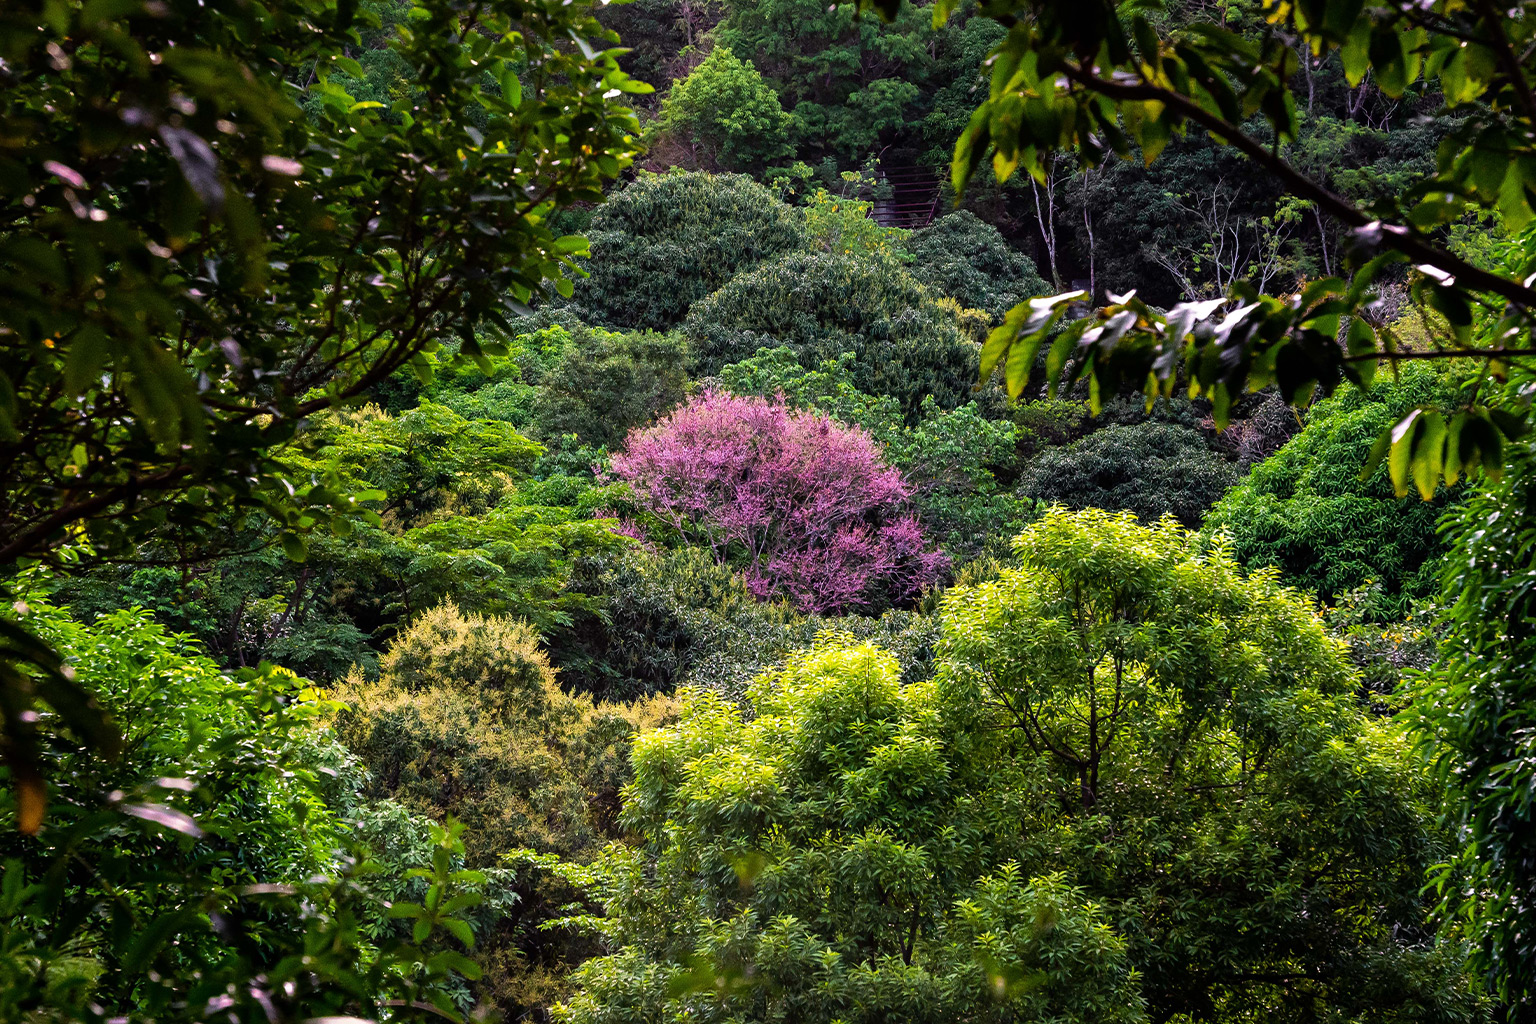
4,0,1536,1022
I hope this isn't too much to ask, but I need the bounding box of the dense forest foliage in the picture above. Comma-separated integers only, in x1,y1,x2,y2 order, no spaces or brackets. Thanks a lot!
5,0,1536,1021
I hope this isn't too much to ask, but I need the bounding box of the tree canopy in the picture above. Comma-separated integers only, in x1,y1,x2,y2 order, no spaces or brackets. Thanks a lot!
685,251,979,418
0,0,644,826
554,510,1469,1024
5,0,1534,1018
572,172,807,332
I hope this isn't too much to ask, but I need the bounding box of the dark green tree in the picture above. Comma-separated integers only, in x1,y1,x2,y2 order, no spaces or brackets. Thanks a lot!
686,252,979,419
715,0,1001,165
1016,420,1237,527
571,171,807,332
531,324,690,449
908,211,1048,321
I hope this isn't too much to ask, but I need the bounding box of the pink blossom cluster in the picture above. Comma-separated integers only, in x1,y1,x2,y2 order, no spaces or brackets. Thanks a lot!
612,391,948,612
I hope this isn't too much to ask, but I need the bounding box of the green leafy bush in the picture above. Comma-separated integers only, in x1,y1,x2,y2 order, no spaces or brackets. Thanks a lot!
572,172,807,331
651,47,793,171
908,211,1048,320
334,601,675,864
0,594,487,1021
531,323,690,449
933,509,1472,1022
1202,364,1466,608
1016,420,1238,528
802,180,909,257
305,402,544,528
685,252,979,419
407,324,573,426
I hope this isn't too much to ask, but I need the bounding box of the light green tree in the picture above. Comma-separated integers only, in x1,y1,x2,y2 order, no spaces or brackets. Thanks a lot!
555,510,1475,1024
936,508,1475,1022
557,640,1146,1024
653,48,793,172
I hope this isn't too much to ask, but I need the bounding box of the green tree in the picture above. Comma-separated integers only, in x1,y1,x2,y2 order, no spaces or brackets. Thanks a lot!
334,602,677,1016
907,211,1049,321
652,47,793,172
531,324,691,449
1407,430,1536,1014
0,0,642,826
686,252,979,419
1016,420,1238,528
714,0,997,164
555,511,1470,1024
335,601,676,866
0,593,489,1021
1203,363,1466,610
935,508,1474,1022
556,639,1147,1024
571,172,807,332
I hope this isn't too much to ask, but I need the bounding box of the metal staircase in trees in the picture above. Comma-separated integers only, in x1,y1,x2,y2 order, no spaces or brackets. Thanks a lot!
870,162,943,229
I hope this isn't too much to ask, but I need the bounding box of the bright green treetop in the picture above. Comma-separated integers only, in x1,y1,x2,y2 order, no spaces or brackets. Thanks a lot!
936,508,1472,1022
653,47,794,172
558,639,1146,1024
555,510,1471,1024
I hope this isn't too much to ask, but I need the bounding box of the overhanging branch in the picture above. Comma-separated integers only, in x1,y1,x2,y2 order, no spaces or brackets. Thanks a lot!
1058,62,1536,311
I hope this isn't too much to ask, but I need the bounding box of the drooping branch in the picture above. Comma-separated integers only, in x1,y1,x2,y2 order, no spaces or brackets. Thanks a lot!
1056,62,1536,310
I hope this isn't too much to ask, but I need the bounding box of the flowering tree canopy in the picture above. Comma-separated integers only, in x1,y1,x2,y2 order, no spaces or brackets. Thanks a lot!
612,392,947,612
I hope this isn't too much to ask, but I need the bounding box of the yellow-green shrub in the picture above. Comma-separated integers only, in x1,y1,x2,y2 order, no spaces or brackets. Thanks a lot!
334,602,676,864
333,602,676,1017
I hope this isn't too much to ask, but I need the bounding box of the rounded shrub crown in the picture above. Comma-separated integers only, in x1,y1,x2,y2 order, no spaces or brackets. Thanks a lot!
381,600,558,713
573,171,806,332
685,251,979,419
336,602,678,868
908,210,1049,320
1017,419,1238,528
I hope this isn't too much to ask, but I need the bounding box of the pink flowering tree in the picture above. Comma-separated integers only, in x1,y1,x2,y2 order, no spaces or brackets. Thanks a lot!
611,392,948,612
